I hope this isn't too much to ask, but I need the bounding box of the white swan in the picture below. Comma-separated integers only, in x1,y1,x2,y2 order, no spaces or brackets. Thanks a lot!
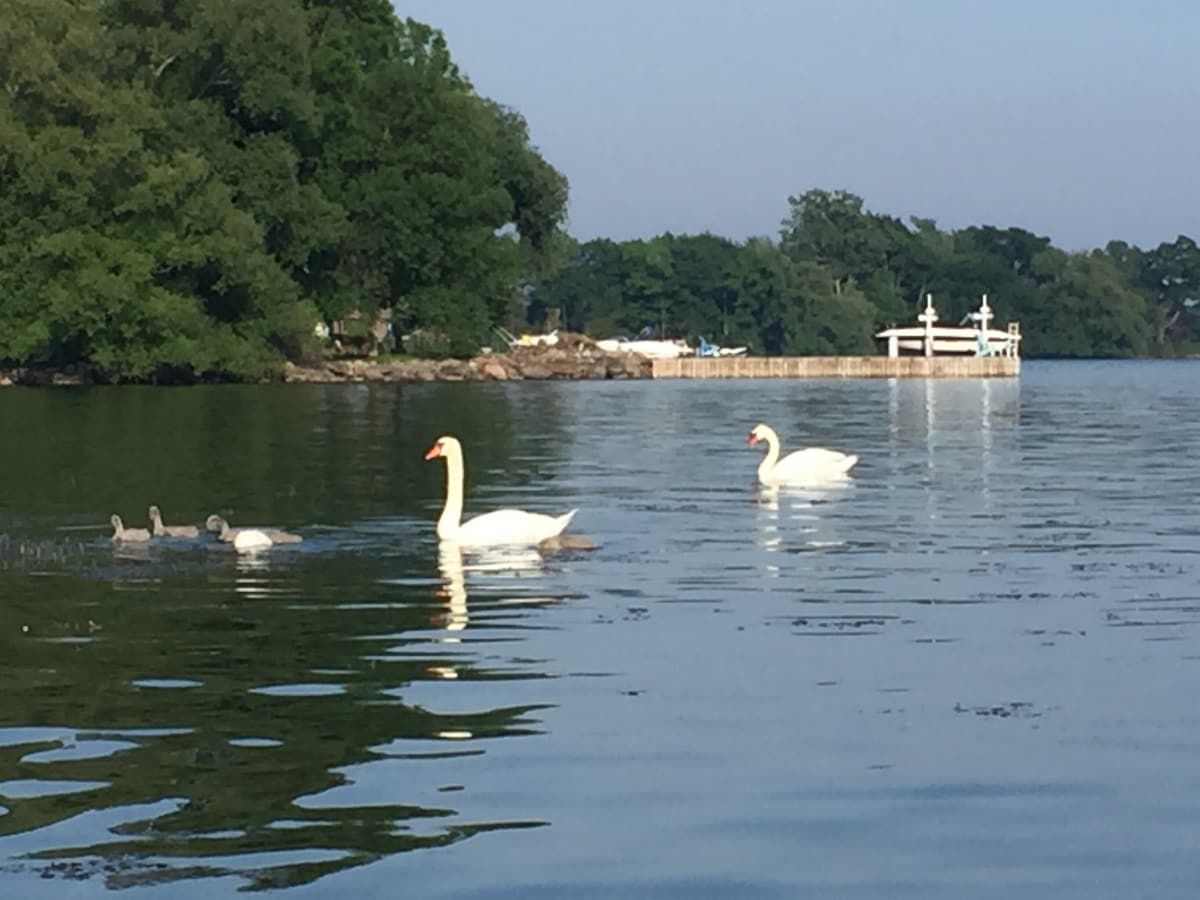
424,435,576,546
747,423,858,486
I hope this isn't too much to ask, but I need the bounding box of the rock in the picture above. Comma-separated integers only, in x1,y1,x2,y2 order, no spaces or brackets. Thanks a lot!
409,361,439,381
480,358,509,380
517,362,553,379
276,334,656,384
436,359,470,381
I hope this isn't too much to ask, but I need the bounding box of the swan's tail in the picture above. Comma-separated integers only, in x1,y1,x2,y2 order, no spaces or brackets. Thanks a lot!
839,455,860,474
554,508,578,535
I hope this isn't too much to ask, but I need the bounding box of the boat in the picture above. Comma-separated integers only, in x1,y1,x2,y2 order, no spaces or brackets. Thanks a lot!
595,337,694,359
875,295,1021,358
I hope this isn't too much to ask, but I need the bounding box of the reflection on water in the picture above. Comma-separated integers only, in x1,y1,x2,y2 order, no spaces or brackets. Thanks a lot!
1,366,1199,898
885,376,1022,522
0,526,557,887
755,481,855,555
434,543,552,644
437,542,470,640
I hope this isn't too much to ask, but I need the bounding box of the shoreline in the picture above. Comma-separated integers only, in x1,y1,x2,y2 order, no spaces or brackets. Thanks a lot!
282,337,652,384
0,334,653,387
9,346,1192,389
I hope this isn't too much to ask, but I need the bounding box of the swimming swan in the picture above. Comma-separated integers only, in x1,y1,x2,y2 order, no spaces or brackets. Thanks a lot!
747,423,858,486
424,435,576,546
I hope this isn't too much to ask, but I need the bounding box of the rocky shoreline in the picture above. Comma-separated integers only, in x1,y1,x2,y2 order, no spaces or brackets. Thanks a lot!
0,334,653,387
281,333,652,384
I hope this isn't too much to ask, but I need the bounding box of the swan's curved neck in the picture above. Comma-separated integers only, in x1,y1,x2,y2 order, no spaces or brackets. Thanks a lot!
150,510,164,536
437,445,465,540
757,430,781,481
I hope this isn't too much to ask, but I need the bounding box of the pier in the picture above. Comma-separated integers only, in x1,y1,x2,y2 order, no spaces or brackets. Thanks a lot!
652,294,1021,379
651,355,1019,379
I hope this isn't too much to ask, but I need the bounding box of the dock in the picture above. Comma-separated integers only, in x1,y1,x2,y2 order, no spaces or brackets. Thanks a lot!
652,293,1022,379
651,355,1019,379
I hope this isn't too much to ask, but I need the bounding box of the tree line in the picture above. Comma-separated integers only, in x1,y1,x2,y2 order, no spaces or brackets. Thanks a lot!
0,0,566,379
1,4,1195,380
529,191,1199,359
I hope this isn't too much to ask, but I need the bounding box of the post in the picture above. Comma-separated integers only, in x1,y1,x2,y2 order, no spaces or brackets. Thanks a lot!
917,294,938,357
977,294,993,333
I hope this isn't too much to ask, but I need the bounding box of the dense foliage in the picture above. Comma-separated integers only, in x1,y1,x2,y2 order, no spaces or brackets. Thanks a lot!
529,190,1200,359
0,4,1195,378
0,0,567,379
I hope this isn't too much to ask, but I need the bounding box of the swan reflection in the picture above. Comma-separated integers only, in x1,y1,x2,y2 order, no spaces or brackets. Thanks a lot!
755,479,854,554
436,542,470,642
434,542,552,645
110,541,153,563
233,549,283,600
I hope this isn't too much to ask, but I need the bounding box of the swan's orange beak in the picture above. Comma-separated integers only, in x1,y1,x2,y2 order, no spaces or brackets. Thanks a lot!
423,442,442,460
747,433,759,447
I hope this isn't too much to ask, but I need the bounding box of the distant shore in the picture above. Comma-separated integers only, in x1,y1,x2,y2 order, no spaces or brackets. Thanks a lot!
0,334,653,387
282,334,652,384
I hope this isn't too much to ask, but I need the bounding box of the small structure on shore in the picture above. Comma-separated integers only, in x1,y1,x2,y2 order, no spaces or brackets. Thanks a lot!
875,295,1021,359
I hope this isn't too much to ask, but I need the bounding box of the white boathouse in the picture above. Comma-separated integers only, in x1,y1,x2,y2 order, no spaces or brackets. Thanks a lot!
876,295,1021,359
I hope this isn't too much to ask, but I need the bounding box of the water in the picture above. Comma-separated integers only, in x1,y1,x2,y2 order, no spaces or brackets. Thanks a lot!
0,360,1198,898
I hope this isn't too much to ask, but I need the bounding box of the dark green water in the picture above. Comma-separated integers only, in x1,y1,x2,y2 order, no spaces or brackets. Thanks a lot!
0,365,1198,898
0,382,577,891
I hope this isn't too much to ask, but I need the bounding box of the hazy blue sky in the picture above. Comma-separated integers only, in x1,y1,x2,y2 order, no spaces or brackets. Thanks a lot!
398,1,1197,250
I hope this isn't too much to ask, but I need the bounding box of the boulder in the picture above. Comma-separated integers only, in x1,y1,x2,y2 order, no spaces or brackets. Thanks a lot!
436,359,470,381
480,358,509,380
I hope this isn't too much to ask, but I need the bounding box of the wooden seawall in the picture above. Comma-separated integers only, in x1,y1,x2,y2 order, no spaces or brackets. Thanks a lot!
651,356,1020,379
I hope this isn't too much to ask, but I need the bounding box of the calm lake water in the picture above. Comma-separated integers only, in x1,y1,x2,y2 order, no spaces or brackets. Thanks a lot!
0,360,1198,898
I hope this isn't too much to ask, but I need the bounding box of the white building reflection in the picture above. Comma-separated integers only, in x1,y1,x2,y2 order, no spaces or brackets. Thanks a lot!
886,376,1021,515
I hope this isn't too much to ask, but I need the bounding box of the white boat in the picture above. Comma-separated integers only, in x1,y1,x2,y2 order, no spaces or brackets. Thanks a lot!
876,295,1021,358
596,337,693,359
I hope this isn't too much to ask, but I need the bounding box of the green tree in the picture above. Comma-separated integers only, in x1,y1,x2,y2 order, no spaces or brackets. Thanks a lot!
0,0,311,379
1022,251,1148,357
779,189,912,326
1141,236,1200,350
0,1,569,376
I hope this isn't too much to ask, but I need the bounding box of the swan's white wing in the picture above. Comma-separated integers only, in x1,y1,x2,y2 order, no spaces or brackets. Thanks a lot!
455,508,576,546
770,448,858,483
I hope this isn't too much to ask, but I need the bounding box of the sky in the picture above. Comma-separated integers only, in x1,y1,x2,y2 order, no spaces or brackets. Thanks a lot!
397,0,1198,251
